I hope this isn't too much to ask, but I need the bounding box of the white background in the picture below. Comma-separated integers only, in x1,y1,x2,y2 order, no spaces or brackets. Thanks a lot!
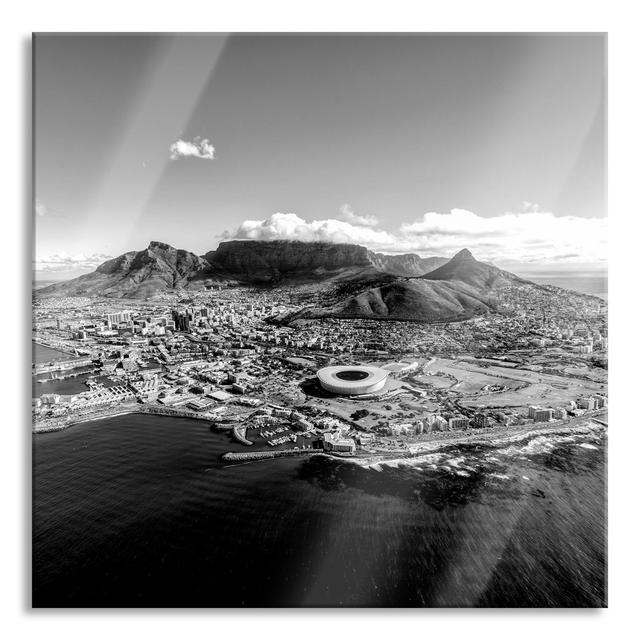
3,1,639,638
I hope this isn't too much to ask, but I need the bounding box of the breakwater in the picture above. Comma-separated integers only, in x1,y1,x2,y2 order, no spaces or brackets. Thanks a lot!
221,448,319,462
140,405,215,422
232,425,253,446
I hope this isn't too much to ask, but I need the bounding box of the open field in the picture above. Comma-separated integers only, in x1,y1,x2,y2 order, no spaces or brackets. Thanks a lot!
422,357,606,410
423,358,527,394
412,373,455,389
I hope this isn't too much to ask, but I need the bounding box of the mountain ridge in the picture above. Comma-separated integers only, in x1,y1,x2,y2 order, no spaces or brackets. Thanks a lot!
37,239,448,298
280,247,537,324
36,240,573,326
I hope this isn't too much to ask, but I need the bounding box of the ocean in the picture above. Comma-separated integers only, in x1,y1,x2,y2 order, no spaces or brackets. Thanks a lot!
524,274,608,301
32,414,606,607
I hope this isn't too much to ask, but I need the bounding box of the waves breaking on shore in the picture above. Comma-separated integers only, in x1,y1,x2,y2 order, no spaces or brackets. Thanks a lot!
355,421,605,479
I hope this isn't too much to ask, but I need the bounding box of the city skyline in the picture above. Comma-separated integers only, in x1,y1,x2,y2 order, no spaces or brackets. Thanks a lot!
35,34,606,279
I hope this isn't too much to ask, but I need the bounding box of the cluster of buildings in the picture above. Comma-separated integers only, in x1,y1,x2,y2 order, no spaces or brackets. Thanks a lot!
33,384,135,420
525,396,606,423
32,282,607,451
527,394,607,423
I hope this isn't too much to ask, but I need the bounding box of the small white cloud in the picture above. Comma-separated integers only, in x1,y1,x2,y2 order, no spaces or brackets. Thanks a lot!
35,198,47,217
339,203,379,227
35,198,66,218
35,252,113,273
169,136,216,161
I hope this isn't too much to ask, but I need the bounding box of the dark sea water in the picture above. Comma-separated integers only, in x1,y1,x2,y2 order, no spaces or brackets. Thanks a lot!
32,415,606,608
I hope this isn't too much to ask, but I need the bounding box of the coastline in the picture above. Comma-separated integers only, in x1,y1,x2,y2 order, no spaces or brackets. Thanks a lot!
32,338,79,359
32,404,216,434
215,413,606,465
218,418,605,466
33,403,607,469
343,417,606,469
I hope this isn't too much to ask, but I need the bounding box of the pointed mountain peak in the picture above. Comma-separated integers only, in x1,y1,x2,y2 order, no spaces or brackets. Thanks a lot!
450,248,476,262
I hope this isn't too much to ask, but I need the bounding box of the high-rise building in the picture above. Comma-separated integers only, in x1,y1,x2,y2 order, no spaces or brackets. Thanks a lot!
171,309,190,332
594,395,608,408
473,413,490,428
106,311,132,328
448,417,470,430
577,397,596,410
533,408,554,422
433,415,448,431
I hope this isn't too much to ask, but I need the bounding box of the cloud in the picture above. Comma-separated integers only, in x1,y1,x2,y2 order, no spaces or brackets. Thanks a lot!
521,201,541,213
35,252,113,273
398,209,607,263
169,136,216,161
222,208,607,264
339,203,379,227
225,212,397,247
34,198,67,219
35,198,47,217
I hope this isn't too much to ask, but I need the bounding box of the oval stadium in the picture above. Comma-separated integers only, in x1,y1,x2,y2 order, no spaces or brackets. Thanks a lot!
317,365,389,396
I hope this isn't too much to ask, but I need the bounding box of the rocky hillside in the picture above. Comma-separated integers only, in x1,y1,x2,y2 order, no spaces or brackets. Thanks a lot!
421,248,527,289
370,252,448,277
37,241,224,299
281,249,534,324
284,278,498,324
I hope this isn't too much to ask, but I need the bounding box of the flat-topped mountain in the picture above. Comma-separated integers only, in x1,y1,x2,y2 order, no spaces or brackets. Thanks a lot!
205,240,375,284
37,239,447,298
204,240,448,283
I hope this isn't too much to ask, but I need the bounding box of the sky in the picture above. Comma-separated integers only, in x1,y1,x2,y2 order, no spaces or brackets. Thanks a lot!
34,33,606,279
